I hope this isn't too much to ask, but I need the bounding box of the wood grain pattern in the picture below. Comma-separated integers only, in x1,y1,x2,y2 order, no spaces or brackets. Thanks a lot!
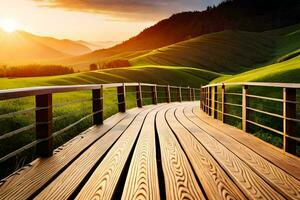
193,105,300,179
121,105,160,200
165,107,246,200
75,105,164,200
34,106,150,200
188,105,300,200
175,104,285,200
156,106,205,200
2,102,299,200
0,111,132,200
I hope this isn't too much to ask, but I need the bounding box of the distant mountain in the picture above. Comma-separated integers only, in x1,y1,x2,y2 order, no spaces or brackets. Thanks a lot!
64,0,300,68
77,40,119,51
0,30,92,64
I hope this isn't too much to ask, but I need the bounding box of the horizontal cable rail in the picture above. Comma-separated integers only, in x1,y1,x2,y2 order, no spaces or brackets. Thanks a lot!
200,82,300,155
0,82,200,164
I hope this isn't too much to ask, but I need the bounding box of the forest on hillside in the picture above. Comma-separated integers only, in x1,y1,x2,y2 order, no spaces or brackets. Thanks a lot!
111,0,300,52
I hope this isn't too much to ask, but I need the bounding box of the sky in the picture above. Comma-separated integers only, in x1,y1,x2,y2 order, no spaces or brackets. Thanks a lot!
0,0,221,42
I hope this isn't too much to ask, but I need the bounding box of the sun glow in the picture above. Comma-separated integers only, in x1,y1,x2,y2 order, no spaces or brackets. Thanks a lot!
0,18,18,33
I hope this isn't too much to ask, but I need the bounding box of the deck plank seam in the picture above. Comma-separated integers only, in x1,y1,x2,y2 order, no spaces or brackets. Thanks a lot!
69,105,165,200
163,107,209,200
114,104,166,199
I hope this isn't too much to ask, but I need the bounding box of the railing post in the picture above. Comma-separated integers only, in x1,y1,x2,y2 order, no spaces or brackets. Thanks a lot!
208,87,211,116
165,85,171,103
200,86,202,109
92,85,103,125
221,84,226,123
189,87,192,101
192,88,196,101
212,86,217,119
211,86,215,118
151,85,158,105
283,88,296,154
136,83,143,108
242,85,249,132
36,93,53,157
177,87,182,102
205,87,208,114
117,83,126,113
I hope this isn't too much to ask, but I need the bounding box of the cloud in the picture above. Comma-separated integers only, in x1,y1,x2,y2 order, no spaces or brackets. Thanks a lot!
34,0,221,21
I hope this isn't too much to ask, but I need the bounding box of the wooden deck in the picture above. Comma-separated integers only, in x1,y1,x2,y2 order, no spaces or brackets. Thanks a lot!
0,102,300,200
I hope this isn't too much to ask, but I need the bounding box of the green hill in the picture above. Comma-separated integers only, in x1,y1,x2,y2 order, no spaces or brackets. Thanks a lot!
131,23,300,74
212,55,300,83
0,65,221,89
53,0,300,70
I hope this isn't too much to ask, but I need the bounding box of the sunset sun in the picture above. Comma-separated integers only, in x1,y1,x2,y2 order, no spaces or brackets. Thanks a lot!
0,18,18,33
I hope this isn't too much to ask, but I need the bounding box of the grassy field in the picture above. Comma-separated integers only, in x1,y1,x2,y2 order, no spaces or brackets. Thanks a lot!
0,65,219,178
1,23,300,179
209,55,300,155
0,65,221,89
212,55,300,83
131,24,300,74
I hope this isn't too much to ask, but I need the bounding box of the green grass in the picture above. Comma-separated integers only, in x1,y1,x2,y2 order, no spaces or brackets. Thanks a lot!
213,55,300,83
210,55,300,156
131,24,300,74
1,23,300,178
0,64,220,178
0,65,221,89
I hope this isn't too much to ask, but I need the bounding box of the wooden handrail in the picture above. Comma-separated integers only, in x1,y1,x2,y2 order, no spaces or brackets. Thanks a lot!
0,83,198,101
0,82,200,161
201,82,300,155
202,82,300,88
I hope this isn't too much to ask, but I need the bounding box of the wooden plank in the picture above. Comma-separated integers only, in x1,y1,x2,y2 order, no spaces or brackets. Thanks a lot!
75,105,165,200
193,106,300,179
34,106,154,200
165,107,245,200
185,104,300,200
175,104,285,200
121,104,160,200
0,108,139,199
155,105,205,200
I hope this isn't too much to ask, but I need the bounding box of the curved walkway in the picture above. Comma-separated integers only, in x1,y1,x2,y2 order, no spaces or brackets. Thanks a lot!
0,102,300,200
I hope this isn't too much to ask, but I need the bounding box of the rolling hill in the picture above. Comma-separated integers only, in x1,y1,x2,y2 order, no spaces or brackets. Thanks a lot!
0,65,221,89
212,55,300,84
131,23,300,74
57,0,300,69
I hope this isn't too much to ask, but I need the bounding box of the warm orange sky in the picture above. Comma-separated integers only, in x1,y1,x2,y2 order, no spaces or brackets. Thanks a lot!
0,0,220,41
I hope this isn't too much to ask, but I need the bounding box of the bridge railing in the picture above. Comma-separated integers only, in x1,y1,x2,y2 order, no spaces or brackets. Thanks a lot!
0,83,200,165
201,82,300,155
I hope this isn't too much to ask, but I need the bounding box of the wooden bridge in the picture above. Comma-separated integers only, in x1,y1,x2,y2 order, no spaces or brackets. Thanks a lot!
0,82,299,200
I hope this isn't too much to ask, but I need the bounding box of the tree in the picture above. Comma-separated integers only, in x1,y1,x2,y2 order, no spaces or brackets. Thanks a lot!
89,63,98,71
